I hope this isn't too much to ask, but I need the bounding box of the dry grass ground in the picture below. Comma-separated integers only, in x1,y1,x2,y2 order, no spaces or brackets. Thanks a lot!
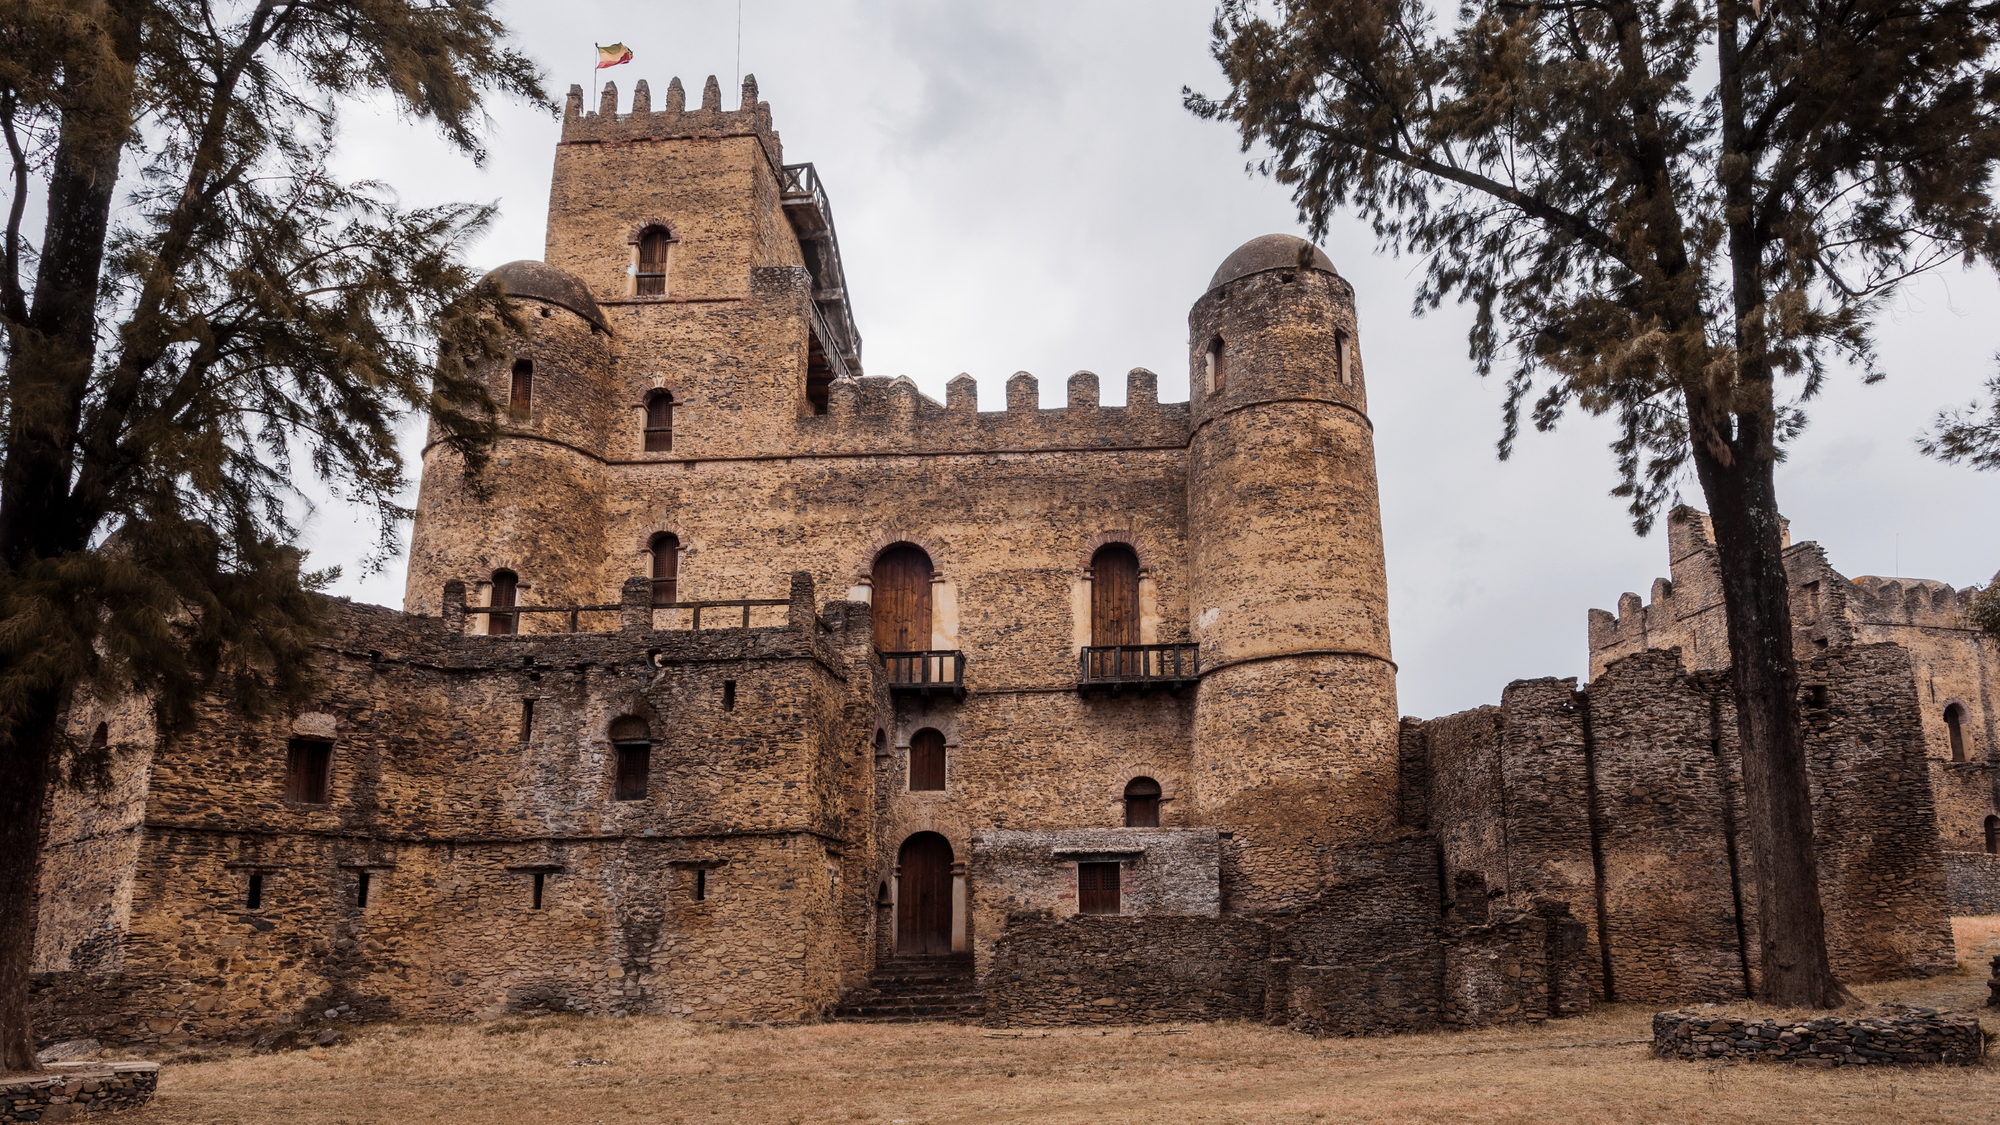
113,919,2000,1125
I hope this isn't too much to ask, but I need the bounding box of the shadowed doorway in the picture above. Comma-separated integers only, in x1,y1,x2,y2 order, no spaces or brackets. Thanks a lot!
896,832,953,956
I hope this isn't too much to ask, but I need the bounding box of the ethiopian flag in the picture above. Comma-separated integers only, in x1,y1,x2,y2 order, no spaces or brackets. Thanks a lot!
596,43,633,69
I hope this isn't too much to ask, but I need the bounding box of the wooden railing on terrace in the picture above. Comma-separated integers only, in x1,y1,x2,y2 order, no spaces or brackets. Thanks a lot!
1078,643,1200,692
879,649,966,699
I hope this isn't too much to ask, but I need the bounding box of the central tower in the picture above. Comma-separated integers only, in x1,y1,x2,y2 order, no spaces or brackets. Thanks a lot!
1185,235,1399,911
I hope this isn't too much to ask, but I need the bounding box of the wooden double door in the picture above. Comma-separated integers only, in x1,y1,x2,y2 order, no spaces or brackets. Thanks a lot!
896,832,953,957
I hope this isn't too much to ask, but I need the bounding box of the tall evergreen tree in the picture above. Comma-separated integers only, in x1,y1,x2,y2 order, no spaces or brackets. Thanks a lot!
1189,0,2000,1007
0,0,543,1071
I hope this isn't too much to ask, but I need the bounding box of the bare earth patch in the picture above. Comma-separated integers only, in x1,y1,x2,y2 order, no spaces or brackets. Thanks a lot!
112,920,2000,1125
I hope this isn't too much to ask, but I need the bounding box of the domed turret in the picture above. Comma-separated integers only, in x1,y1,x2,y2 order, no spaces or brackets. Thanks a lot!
1184,235,1398,910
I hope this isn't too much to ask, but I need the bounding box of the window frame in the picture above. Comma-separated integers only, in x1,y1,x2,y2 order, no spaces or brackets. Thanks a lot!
644,389,674,452
650,534,680,606
1078,861,1121,915
1123,777,1161,828
908,727,947,792
284,737,333,804
488,569,519,635
634,226,675,296
509,358,533,419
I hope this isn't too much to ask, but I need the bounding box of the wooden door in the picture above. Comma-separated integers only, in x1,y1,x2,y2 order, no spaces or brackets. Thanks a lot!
896,832,953,956
872,545,934,656
1091,545,1140,676
1078,862,1120,914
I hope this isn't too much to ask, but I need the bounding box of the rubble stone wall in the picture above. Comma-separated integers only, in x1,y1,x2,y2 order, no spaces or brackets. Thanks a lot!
1945,851,2000,915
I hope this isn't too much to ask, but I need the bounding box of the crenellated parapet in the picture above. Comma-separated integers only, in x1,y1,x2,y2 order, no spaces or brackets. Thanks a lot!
789,368,1192,454
562,73,779,163
1843,575,1983,630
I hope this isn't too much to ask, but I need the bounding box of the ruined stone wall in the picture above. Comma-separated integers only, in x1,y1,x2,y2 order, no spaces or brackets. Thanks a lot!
981,916,1271,1026
33,576,882,1043
1587,507,2000,849
968,829,1220,975
1411,644,1955,1006
1944,851,2000,915
34,696,157,974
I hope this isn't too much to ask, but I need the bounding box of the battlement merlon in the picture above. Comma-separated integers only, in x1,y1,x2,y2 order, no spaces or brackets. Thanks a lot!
563,75,778,154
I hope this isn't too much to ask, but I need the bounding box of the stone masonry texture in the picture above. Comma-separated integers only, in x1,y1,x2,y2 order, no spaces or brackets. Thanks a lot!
29,75,1982,1049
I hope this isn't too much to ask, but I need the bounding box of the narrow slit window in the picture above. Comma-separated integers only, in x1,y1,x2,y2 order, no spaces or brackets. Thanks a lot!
909,728,946,792
520,699,535,742
636,227,672,296
489,569,519,635
246,872,264,910
532,872,545,910
356,871,371,909
509,359,533,418
1078,862,1120,915
1946,703,1967,762
1206,336,1226,393
1987,815,1999,855
285,738,332,804
1335,329,1352,385
650,534,679,606
1124,777,1161,828
694,869,707,901
644,390,674,452
722,680,736,712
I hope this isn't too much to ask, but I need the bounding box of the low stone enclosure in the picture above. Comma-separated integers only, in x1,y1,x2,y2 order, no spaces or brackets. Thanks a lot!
1947,851,2000,915
0,1062,158,1121
1652,1008,1985,1067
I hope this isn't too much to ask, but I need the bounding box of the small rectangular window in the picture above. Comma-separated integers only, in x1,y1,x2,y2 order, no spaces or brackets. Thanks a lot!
285,739,332,804
520,698,535,741
356,871,371,909
1335,329,1352,385
1207,337,1226,393
615,741,650,801
722,680,736,712
695,869,707,901
509,359,533,418
532,872,545,910
247,872,265,910
1078,862,1120,915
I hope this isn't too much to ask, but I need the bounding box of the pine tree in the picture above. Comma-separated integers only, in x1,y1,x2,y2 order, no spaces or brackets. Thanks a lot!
0,0,544,1071
1189,0,2000,1007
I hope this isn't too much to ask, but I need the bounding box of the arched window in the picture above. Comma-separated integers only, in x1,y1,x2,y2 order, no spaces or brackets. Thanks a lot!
1090,544,1140,677
650,534,680,606
909,728,946,791
871,544,934,654
636,226,672,296
489,569,519,635
509,359,533,418
1946,703,1968,762
644,390,674,452
610,716,651,801
1987,814,1999,855
1124,777,1161,828
1206,336,1226,393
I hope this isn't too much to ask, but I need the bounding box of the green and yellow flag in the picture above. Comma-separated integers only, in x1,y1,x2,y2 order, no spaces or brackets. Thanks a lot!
595,43,633,69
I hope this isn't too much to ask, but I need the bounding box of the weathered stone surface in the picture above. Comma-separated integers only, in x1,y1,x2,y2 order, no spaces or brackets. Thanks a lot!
1652,1007,1984,1066
0,1063,156,1121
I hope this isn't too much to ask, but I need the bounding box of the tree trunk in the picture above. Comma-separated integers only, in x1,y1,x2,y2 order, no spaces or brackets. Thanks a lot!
1687,402,1846,1008
0,684,65,1073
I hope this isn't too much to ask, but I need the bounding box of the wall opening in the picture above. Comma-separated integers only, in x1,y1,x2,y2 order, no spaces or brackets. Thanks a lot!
1123,777,1161,828
246,872,264,910
722,680,736,712
909,728,946,791
532,872,545,910
1089,543,1140,677
871,544,934,655
635,226,672,296
488,569,519,635
1986,814,1999,855
509,359,533,419
1078,862,1120,914
520,698,535,742
610,716,651,801
1206,336,1226,393
896,832,953,954
89,722,107,754
649,534,680,606
284,738,332,804
644,390,674,452
1335,329,1351,385
1946,703,1968,762
694,869,707,901
356,871,371,909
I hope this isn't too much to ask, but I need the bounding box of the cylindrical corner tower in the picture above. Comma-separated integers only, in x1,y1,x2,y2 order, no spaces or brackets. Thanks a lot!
404,260,617,623
1186,234,1399,910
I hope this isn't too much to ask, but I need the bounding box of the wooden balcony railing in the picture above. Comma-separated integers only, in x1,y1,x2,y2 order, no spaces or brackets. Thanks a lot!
879,649,966,699
653,598,790,631
465,597,789,634
464,604,621,633
1078,644,1200,692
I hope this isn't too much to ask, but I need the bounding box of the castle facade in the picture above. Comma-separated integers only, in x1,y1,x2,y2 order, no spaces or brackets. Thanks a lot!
29,77,1964,1043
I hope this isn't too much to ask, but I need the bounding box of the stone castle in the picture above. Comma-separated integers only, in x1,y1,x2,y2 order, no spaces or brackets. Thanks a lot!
27,75,1992,1043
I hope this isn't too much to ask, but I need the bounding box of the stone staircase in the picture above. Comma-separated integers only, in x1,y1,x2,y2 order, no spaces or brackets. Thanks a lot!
831,955,984,1023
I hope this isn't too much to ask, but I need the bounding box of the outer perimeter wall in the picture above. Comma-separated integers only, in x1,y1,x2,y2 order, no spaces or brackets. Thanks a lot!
1404,644,1955,1005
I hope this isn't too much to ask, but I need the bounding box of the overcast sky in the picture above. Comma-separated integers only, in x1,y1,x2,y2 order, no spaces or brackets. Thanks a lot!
314,0,2000,720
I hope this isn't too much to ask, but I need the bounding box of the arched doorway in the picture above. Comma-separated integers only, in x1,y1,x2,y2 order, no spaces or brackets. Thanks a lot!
896,832,953,957
1090,543,1140,678
872,544,933,654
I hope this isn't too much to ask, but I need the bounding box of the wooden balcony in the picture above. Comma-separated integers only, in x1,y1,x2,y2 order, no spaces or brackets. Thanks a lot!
1078,644,1200,694
880,650,966,699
